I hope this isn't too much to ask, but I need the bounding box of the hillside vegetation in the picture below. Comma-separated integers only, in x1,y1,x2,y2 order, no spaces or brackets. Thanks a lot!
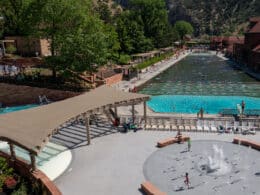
116,0,260,36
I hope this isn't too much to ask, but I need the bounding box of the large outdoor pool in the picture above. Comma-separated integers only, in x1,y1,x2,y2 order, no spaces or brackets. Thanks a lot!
139,54,260,114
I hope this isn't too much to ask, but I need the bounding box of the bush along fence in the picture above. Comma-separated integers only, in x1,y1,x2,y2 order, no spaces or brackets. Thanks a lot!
135,52,174,70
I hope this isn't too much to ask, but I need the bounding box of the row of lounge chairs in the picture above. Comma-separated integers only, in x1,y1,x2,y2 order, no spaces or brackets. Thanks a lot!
121,117,259,133
219,109,260,117
152,121,257,132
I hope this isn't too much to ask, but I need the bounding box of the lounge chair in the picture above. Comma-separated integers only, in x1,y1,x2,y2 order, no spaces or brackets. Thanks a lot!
196,120,203,131
203,120,210,132
164,124,171,130
189,120,197,132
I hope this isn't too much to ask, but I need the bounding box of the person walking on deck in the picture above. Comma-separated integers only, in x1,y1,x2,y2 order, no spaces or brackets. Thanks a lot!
241,100,245,116
184,172,190,189
188,138,191,151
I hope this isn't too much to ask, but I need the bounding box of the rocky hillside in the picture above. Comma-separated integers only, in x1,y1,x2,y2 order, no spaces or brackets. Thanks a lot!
115,0,260,36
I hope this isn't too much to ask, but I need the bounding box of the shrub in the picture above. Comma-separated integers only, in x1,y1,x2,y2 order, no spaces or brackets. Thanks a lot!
5,45,17,54
117,54,131,65
135,52,173,70
11,181,27,195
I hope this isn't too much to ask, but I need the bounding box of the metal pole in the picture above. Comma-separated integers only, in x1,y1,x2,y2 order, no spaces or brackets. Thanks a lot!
114,106,118,117
30,152,36,171
85,116,91,145
143,101,147,129
8,142,16,160
132,104,135,123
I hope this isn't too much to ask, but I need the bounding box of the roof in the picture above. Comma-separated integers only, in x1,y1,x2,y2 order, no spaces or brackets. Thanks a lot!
211,36,223,42
0,85,149,154
222,36,244,44
132,50,160,58
249,17,260,22
252,44,260,52
248,21,260,33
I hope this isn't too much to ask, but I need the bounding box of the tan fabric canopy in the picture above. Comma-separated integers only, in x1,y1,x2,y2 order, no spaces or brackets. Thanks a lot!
0,85,149,154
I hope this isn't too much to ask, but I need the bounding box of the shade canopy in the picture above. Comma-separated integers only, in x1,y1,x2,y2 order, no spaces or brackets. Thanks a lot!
0,86,149,154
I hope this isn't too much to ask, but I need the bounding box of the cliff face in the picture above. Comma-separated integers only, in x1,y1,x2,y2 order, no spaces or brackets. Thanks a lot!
115,0,260,36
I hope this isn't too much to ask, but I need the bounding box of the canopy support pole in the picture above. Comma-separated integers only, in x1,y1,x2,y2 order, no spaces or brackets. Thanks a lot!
30,152,36,171
85,116,91,145
8,142,16,160
114,106,118,117
132,104,135,123
143,101,147,129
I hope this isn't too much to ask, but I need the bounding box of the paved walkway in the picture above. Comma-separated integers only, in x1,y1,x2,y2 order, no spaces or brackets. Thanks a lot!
54,130,260,195
113,51,191,92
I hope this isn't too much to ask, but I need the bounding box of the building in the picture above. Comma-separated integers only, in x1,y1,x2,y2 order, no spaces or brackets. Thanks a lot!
210,36,244,56
233,17,260,73
4,36,51,57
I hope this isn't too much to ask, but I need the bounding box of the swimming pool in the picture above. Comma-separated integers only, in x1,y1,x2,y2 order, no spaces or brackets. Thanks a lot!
148,95,260,114
0,104,38,114
139,54,260,114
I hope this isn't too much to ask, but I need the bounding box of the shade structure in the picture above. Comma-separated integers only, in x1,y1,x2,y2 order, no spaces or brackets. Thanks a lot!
0,85,149,154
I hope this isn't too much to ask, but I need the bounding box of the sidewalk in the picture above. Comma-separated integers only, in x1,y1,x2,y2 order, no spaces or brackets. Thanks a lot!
112,51,191,91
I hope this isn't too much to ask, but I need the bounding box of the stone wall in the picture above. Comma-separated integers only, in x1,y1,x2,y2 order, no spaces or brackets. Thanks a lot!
0,83,79,107
104,73,123,86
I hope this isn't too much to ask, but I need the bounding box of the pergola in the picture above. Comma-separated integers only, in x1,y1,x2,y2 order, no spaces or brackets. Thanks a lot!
0,85,150,171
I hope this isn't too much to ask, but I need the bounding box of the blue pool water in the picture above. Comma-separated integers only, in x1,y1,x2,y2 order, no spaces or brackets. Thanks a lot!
0,104,38,114
148,95,260,114
139,54,260,114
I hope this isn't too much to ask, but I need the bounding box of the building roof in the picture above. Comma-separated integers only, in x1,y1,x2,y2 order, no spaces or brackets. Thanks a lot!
0,85,149,154
249,17,260,23
252,44,260,52
211,36,223,42
222,36,244,44
248,21,260,33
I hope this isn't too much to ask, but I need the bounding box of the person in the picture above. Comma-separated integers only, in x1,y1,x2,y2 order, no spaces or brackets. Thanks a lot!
175,129,182,144
184,172,190,189
241,100,245,115
187,138,191,151
200,107,204,119
122,122,128,133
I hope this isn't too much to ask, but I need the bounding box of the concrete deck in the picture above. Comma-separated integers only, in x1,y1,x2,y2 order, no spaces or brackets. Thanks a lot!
113,51,190,92
54,130,260,195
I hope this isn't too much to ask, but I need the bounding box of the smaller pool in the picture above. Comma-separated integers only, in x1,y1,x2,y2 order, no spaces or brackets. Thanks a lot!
0,104,38,114
148,95,260,114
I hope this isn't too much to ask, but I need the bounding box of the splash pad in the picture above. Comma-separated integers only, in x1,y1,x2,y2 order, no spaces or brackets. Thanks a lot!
143,140,260,195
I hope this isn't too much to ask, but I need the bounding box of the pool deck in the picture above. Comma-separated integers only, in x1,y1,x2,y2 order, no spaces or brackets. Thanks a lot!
54,131,260,195
113,50,191,92
37,50,259,194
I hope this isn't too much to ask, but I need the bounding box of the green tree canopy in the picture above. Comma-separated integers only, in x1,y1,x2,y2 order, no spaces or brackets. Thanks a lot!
41,0,118,78
115,11,153,54
129,0,170,48
0,0,45,36
174,20,194,40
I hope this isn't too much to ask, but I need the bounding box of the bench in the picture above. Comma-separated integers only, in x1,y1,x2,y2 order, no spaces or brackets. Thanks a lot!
141,181,166,195
157,136,190,148
233,138,260,150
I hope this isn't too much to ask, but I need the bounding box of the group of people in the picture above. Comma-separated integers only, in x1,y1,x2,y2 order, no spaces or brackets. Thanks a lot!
122,121,138,132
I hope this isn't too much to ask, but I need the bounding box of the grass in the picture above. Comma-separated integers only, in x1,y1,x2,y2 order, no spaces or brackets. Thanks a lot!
135,52,173,70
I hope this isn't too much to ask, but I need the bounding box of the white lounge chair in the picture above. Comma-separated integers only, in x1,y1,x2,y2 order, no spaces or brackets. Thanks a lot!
210,121,217,132
196,120,203,131
203,121,210,132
